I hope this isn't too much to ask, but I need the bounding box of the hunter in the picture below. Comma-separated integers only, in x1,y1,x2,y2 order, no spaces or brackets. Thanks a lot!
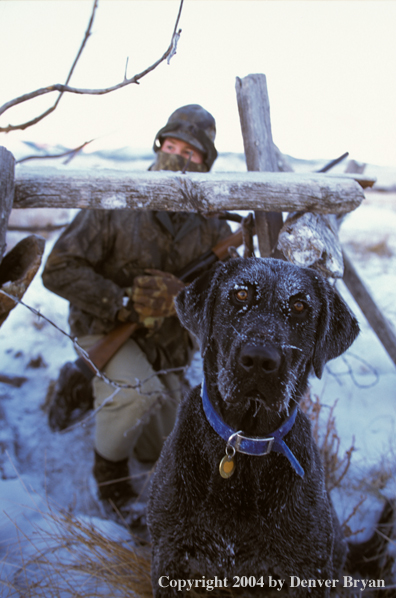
42,105,231,514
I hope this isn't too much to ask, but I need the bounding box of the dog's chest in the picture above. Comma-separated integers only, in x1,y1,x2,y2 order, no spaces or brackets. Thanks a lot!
196,460,291,534
182,486,290,578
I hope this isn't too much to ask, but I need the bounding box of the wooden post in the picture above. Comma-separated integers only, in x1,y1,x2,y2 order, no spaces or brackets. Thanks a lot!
342,249,396,368
235,74,283,257
0,146,15,262
0,147,46,328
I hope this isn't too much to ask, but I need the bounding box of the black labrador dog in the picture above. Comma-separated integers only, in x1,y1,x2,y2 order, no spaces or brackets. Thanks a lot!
148,258,360,597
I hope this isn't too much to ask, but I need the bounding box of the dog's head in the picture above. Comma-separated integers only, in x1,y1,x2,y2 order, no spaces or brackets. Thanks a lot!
176,258,359,413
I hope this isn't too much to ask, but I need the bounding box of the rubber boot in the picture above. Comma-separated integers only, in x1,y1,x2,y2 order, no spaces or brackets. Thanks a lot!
93,450,136,510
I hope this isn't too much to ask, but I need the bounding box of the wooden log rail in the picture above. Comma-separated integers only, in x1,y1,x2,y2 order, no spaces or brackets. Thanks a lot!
12,168,367,214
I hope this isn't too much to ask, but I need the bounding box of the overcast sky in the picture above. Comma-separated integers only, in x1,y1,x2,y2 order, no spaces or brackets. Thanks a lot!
1,1,395,167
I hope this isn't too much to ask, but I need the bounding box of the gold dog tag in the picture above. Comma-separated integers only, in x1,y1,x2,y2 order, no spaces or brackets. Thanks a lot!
219,454,236,478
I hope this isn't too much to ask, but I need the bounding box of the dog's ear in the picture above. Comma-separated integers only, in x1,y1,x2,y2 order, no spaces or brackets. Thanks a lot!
312,276,360,378
175,263,223,355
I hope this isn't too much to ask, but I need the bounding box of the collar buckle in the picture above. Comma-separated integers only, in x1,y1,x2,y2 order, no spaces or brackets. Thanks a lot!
238,433,275,456
227,431,275,456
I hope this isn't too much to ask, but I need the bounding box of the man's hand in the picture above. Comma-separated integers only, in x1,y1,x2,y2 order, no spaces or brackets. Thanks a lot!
131,269,185,329
116,303,138,323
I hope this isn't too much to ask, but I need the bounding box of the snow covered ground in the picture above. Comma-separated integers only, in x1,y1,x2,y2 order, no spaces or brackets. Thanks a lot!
1,147,396,595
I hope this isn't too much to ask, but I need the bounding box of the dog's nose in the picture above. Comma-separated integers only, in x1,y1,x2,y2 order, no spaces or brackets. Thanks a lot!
238,344,281,374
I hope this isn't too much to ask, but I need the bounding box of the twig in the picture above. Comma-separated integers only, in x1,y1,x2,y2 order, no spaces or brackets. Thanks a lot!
326,352,380,389
341,495,367,538
167,28,181,64
124,57,129,82
0,0,184,133
15,140,93,164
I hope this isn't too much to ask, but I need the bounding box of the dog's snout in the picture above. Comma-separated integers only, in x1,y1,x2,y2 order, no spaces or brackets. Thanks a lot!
238,344,281,375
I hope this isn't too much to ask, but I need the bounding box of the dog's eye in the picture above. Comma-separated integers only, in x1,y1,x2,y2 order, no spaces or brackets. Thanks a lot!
290,298,308,316
235,289,249,302
231,286,251,306
293,301,305,313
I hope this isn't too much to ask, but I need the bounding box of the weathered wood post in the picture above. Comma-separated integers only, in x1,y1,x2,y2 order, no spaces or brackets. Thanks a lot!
235,74,283,257
342,250,396,367
0,146,45,328
0,146,15,262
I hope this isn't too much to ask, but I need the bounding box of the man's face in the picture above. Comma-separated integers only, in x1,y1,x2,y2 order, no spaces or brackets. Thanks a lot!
161,137,204,165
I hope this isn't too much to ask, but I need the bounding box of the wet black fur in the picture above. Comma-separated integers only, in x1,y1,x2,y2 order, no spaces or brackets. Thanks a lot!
148,258,360,597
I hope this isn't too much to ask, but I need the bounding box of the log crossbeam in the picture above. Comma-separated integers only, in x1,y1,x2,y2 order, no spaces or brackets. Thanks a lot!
13,168,366,214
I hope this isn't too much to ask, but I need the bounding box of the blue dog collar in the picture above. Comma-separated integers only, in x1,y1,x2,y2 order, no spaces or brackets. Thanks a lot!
201,378,304,478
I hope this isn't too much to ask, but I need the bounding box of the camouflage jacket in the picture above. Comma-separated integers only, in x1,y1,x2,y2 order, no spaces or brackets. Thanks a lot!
42,209,231,369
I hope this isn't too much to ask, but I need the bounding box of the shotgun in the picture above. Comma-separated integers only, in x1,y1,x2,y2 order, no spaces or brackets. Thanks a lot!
48,225,244,431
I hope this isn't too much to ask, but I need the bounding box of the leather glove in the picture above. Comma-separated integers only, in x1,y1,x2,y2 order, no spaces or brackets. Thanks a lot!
131,269,185,329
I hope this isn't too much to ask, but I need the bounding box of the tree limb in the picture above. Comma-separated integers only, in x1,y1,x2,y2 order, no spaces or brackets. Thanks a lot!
0,0,184,133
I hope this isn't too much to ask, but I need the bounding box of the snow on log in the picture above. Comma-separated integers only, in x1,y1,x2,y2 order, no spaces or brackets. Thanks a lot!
13,168,365,214
277,212,344,278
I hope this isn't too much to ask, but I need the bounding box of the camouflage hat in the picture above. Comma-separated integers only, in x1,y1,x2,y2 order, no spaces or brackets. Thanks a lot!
153,104,218,170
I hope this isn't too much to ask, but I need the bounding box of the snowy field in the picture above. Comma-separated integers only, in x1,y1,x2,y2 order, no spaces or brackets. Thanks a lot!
0,147,396,595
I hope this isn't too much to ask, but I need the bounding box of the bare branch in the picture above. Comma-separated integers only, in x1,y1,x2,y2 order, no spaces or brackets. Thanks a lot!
15,139,93,164
0,0,184,134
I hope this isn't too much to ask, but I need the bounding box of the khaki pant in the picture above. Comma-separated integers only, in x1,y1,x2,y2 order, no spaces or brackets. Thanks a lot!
78,335,182,463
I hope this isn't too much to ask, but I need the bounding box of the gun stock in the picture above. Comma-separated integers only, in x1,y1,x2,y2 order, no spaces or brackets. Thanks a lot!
212,228,243,260
83,321,139,374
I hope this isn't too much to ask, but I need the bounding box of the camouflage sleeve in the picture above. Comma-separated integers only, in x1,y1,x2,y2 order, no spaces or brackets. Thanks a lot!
210,217,233,245
42,210,124,322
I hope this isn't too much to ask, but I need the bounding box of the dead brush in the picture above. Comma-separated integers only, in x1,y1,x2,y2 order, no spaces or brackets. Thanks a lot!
3,504,153,598
300,391,356,492
3,501,236,598
300,390,366,539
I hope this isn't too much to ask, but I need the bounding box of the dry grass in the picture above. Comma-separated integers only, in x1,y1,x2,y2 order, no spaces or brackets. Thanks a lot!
2,504,153,598
345,236,393,258
300,391,368,539
300,392,356,492
365,458,396,493
1,499,241,598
